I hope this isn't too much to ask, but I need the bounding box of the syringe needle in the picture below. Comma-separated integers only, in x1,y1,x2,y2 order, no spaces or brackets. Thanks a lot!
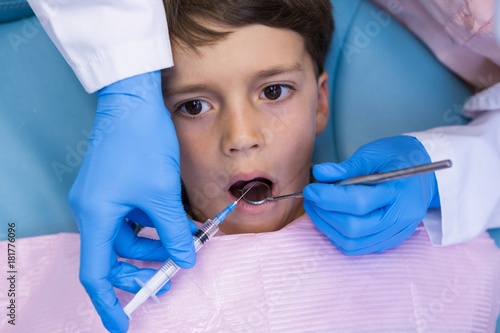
213,181,257,223
237,182,257,202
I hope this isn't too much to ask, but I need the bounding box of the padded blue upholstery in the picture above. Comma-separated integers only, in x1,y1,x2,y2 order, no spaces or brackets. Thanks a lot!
0,14,95,239
313,0,470,164
0,0,33,23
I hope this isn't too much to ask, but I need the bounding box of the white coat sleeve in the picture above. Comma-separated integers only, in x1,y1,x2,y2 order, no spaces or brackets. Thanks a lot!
26,0,173,93
408,83,500,246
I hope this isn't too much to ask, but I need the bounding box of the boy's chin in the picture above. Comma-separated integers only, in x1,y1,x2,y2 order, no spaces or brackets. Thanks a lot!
221,210,304,234
220,220,286,234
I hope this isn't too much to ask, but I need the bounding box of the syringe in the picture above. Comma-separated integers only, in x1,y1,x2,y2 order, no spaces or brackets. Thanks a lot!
123,184,255,317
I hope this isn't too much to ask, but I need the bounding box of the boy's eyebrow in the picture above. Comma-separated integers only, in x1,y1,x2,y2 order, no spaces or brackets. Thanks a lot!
163,84,213,97
252,63,304,80
163,63,304,97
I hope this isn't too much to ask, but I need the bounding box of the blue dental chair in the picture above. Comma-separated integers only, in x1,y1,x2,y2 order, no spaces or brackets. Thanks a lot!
0,0,499,330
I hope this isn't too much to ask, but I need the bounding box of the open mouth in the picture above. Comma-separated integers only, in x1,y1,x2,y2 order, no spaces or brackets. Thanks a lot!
229,177,273,201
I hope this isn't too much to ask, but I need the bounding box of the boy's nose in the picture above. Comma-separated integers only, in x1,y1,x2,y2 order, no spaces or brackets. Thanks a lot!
220,106,265,156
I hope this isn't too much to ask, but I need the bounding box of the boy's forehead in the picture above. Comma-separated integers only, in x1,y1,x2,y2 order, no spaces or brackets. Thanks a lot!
167,25,313,84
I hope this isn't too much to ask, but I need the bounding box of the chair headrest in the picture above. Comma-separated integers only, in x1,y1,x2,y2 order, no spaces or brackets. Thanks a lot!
0,0,34,23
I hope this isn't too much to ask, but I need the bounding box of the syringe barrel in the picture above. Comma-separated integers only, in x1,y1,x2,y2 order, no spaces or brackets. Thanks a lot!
124,218,221,317
148,262,180,295
159,260,181,281
193,219,219,250
155,219,219,287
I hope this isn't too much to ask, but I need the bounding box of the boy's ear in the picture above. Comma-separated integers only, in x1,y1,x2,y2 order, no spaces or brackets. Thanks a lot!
315,71,330,135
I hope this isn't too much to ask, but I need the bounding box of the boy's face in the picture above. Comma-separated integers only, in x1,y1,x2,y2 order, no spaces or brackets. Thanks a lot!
163,24,329,234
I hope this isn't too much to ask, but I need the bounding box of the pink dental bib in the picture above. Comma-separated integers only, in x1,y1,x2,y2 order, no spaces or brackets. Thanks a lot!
2,213,500,332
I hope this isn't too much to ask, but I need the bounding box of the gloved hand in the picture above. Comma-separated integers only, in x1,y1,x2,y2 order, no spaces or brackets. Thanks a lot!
68,71,195,333
303,135,440,256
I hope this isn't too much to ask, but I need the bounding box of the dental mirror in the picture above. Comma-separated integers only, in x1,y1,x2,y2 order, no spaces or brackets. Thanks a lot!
240,160,452,205
240,181,303,205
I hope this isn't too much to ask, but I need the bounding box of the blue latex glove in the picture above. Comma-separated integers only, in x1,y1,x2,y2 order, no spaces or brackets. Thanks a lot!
68,71,195,333
303,135,440,256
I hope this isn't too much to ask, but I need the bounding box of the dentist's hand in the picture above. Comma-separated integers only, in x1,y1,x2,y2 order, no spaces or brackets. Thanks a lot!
68,71,195,333
303,135,439,255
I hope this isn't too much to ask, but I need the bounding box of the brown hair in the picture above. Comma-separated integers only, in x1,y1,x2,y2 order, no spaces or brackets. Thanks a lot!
163,0,334,76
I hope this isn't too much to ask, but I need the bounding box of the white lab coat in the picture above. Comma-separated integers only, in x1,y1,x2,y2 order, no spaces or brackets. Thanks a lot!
27,0,174,93
27,0,500,246
409,88,500,246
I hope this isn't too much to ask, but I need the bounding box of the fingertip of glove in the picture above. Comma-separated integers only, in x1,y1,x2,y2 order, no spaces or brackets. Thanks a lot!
106,319,129,333
312,163,347,181
94,292,130,333
113,312,130,333
302,185,317,201
302,185,312,197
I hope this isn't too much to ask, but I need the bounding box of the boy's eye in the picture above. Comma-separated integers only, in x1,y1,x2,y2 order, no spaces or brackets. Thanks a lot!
260,84,292,101
178,100,211,116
